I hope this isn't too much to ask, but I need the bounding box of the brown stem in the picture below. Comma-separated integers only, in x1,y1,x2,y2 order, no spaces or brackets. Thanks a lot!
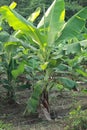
41,88,49,112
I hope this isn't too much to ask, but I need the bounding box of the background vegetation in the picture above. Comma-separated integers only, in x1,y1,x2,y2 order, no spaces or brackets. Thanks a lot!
0,0,87,21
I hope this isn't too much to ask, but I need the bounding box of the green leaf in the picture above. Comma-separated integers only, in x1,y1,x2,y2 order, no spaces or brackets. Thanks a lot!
59,77,77,89
80,40,87,48
76,69,87,77
28,7,41,22
47,0,65,44
26,82,42,113
0,5,46,47
4,41,19,53
27,98,39,113
82,89,87,93
0,31,10,42
9,1,17,9
12,62,25,79
55,63,71,71
32,84,42,100
58,7,87,41
64,42,81,54
53,83,64,91
17,84,31,90
38,0,65,45
40,62,48,70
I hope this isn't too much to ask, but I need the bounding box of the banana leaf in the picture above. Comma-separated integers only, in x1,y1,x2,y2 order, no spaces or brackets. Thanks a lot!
37,0,65,45
0,6,46,47
58,7,87,41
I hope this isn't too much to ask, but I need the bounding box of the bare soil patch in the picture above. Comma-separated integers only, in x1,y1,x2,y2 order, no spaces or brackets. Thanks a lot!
0,84,87,130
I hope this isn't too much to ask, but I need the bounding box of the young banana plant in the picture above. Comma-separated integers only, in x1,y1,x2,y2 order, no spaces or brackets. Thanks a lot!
0,0,87,119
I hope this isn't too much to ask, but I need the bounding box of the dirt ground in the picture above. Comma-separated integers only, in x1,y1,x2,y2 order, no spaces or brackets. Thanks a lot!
0,83,87,130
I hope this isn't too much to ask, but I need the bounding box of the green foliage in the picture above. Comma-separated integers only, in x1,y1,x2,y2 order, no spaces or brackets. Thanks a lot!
25,81,43,114
57,7,87,41
0,31,10,42
12,62,25,79
65,1,82,20
65,106,87,130
0,120,12,130
0,0,84,22
0,0,87,115
59,77,77,90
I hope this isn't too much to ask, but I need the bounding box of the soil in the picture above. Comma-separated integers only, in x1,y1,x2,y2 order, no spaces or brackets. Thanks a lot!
0,83,87,130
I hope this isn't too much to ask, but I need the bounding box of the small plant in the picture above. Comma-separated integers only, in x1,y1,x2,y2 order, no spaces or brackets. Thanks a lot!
0,120,12,130
0,32,21,104
65,106,87,130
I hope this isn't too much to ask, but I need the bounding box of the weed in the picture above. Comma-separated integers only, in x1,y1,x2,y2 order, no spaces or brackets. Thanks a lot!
65,106,87,130
0,120,12,130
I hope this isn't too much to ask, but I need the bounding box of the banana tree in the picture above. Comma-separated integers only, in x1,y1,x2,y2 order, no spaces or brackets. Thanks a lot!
0,0,87,118
0,30,25,103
